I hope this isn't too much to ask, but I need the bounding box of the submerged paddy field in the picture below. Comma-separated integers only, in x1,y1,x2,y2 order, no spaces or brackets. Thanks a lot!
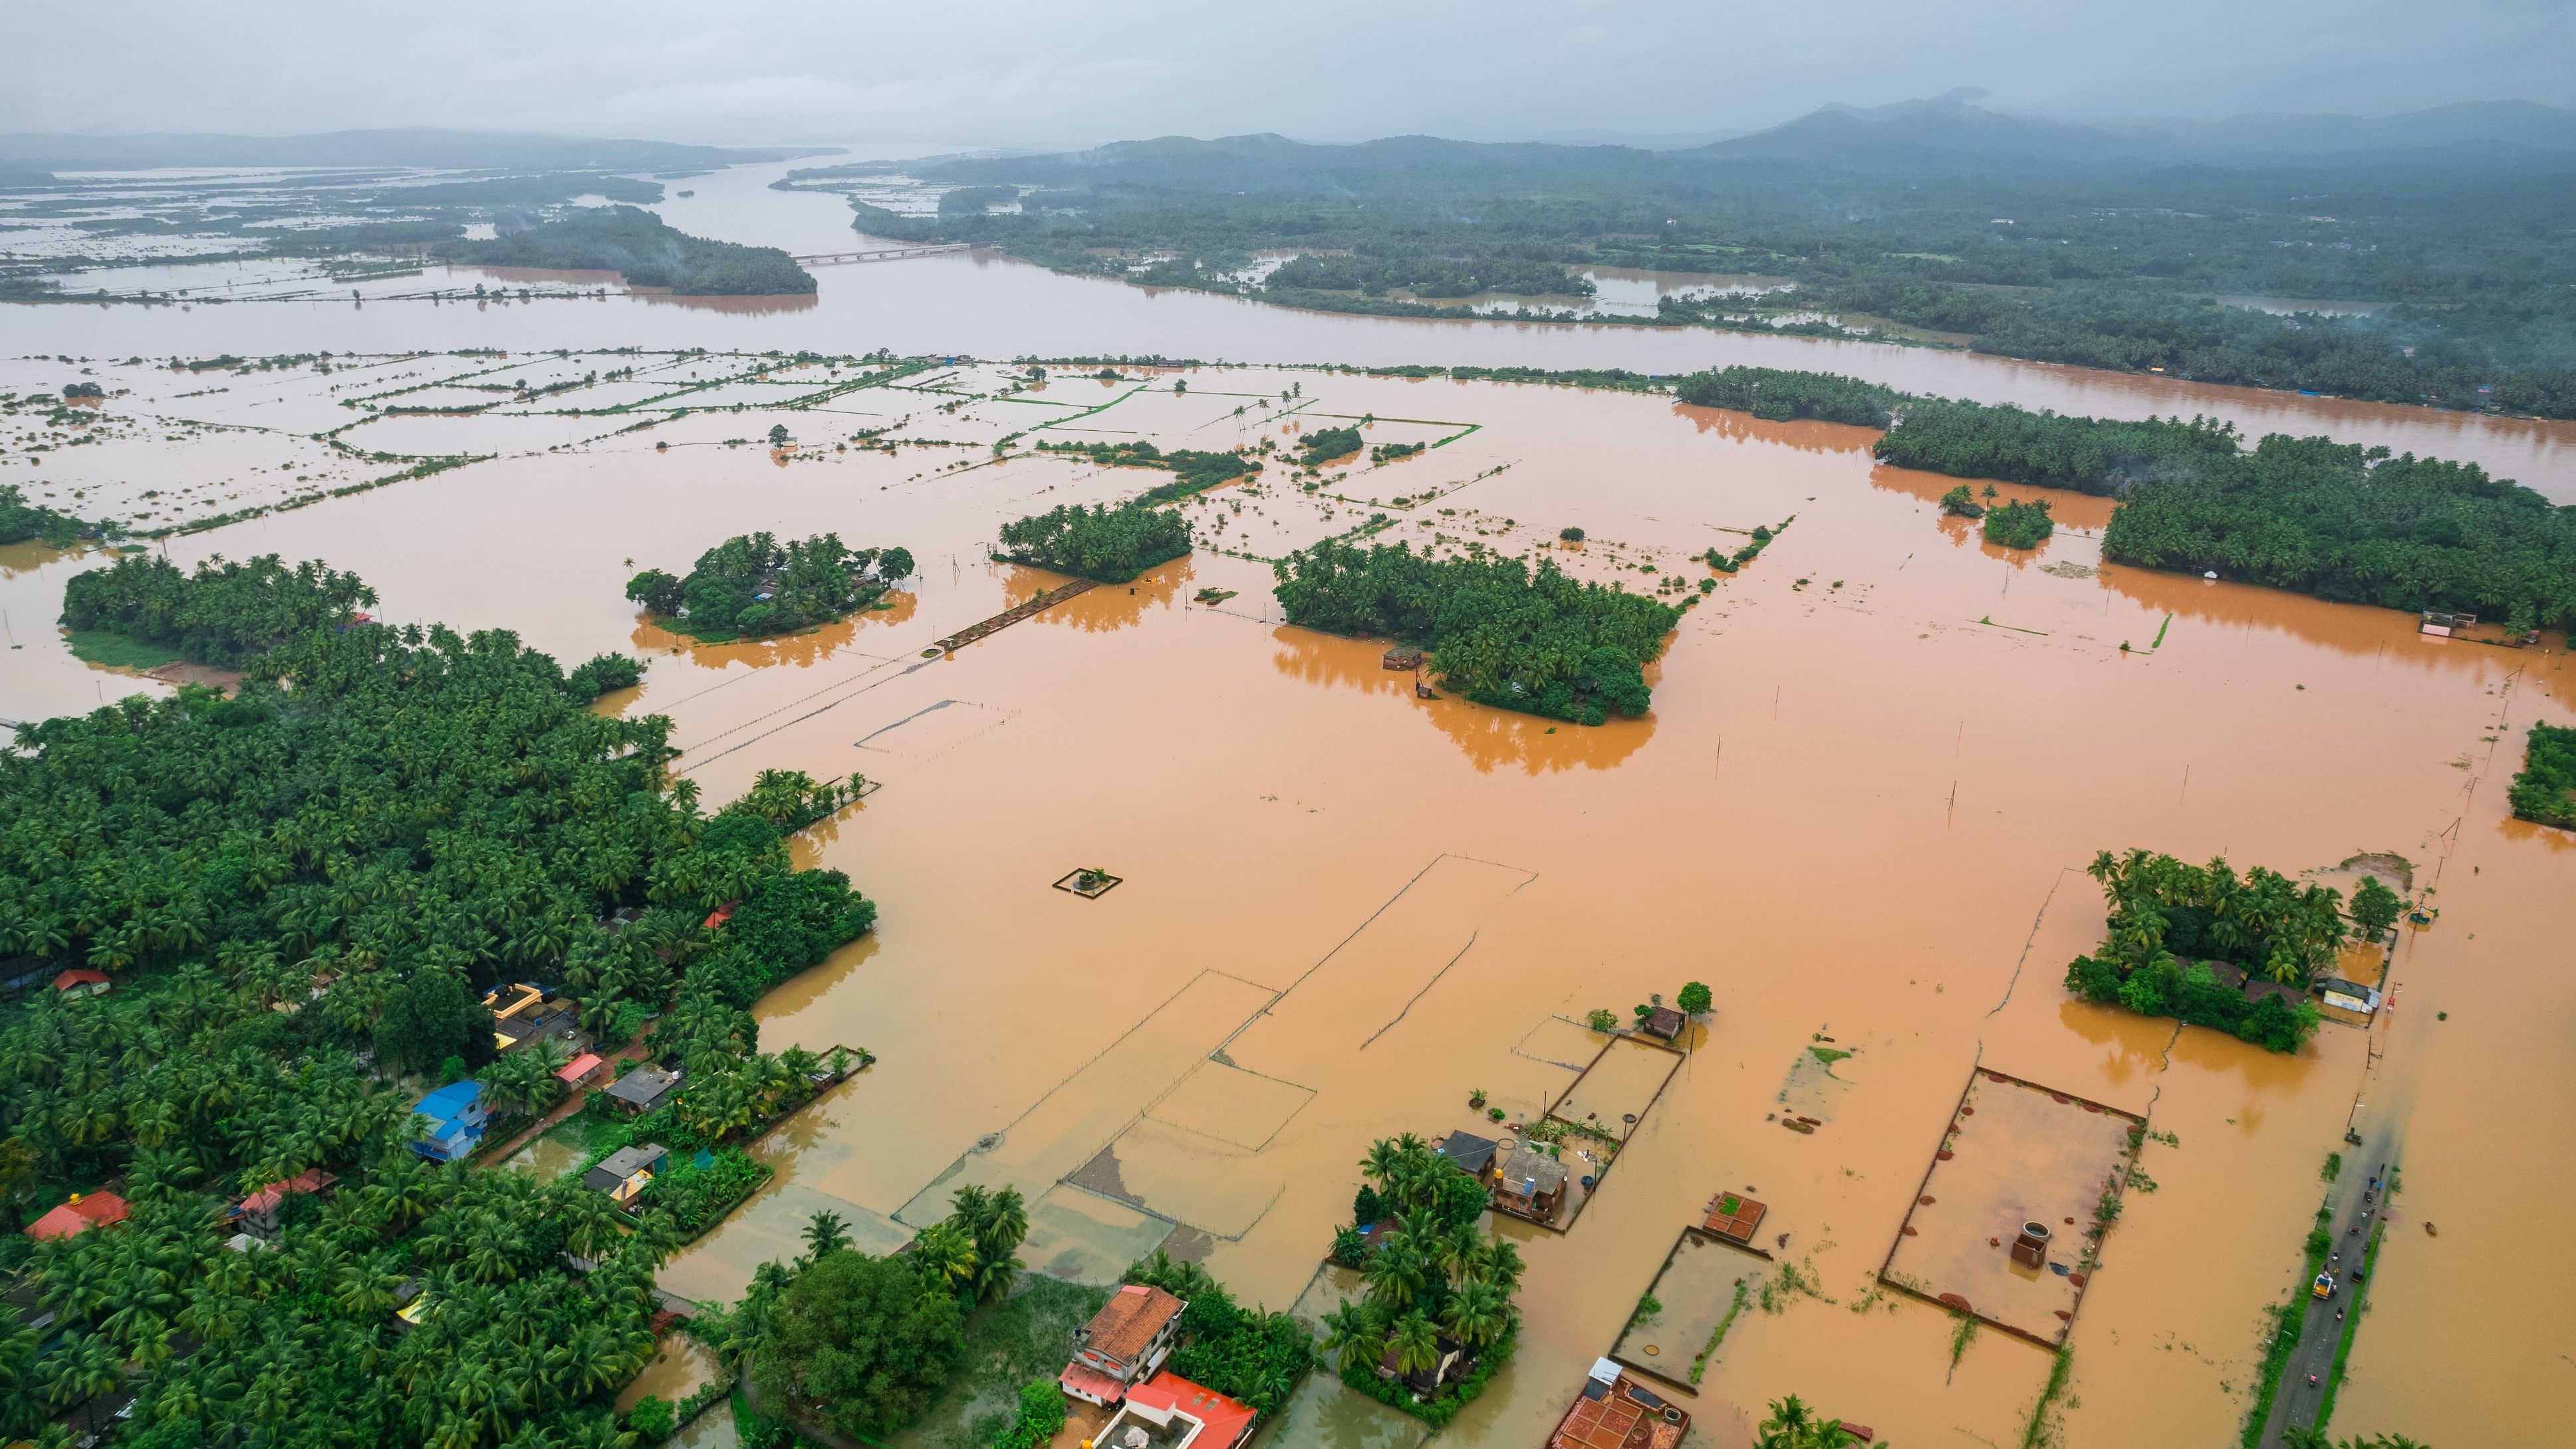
2,335,2569,1446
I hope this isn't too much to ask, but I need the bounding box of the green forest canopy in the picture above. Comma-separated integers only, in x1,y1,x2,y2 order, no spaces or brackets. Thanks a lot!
1873,399,2576,631
791,137,2576,416
625,531,912,641
0,559,878,1443
995,499,1192,583
436,206,815,296
1272,540,1678,725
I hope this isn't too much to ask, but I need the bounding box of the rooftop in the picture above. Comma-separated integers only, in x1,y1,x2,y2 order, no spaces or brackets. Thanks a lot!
238,1168,338,1216
1116,1372,1256,1449
1438,1130,1501,1178
557,1051,606,1083
414,1079,481,1120
28,1192,128,1240
605,1064,682,1105
1499,1141,1569,1195
1081,1283,1186,1365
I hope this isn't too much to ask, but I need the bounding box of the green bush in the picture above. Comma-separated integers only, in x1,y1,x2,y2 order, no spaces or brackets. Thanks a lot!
991,1381,1067,1449
1982,497,2054,549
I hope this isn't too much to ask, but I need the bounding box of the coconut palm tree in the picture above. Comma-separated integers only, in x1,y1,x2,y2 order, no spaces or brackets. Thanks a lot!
1318,1297,1386,1371
802,1211,852,1259
912,1220,977,1296
1439,1277,1509,1350
1388,1310,1441,1381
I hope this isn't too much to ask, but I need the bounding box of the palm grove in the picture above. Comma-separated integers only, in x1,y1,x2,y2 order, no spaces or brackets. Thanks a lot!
0,551,875,1446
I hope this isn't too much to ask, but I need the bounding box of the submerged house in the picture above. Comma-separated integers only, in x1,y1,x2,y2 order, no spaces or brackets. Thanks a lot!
1490,1140,1569,1224
1060,1283,1187,1406
2315,977,2383,1025
412,1081,489,1162
1640,1005,1685,1042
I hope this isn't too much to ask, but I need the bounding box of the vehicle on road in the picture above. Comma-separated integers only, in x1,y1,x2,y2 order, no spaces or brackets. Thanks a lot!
2312,1271,2338,1299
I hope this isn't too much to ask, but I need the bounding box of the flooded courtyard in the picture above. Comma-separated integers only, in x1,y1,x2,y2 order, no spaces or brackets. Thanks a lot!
4,165,2571,1449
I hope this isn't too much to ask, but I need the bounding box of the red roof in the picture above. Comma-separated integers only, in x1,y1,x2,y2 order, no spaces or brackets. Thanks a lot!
238,1168,338,1216
704,901,738,930
1127,1373,1256,1449
1081,1284,1185,1365
27,1192,128,1240
1059,1363,1129,1402
557,1052,605,1084
53,969,110,992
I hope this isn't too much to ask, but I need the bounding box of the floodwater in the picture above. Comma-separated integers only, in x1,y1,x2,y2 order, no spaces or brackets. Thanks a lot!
5,150,2573,492
2,172,2571,1449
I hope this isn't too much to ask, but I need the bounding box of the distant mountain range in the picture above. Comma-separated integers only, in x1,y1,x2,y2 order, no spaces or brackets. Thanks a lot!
1690,88,2576,175
0,128,838,174
852,91,2576,196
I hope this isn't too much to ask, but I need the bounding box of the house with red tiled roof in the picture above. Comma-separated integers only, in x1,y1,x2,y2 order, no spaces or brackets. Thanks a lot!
1093,1371,1257,1449
27,1191,128,1241
1060,1283,1186,1406
229,1168,339,1236
53,969,112,999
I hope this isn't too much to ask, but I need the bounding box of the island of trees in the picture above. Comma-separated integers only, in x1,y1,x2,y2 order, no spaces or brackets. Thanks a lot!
1272,540,1677,724
1675,366,1897,427
627,531,913,642
1,483,110,547
2061,850,2390,1051
1982,497,2054,549
1,551,878,1446
995,499,1192,582
437,205,817,296
1876,398,2576,631
1030,437,1261,500
1318,1135,1519,1426
2508,722,2576,829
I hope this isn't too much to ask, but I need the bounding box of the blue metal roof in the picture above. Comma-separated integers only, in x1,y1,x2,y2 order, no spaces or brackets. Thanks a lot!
414,1080,481,1120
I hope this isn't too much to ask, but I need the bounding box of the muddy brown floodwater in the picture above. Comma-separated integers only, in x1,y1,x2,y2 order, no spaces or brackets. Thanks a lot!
3,234,2571,1448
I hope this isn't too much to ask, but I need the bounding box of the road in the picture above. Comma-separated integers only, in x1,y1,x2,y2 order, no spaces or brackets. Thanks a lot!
2257,1124,2397,1446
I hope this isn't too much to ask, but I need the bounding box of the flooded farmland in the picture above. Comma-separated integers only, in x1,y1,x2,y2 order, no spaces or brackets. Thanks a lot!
4,166,2571,1449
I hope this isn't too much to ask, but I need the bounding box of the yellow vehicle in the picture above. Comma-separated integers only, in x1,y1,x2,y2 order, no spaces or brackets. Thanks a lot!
2312,1271,2337,1300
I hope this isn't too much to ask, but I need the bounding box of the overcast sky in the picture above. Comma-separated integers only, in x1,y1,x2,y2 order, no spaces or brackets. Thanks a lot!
8,0,2571,149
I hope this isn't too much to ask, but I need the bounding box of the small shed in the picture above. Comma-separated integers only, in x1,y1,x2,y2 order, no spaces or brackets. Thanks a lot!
1641,1005,1685,1041
1381,646,1424,671
53,969,112,999
556,1052,606,1089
